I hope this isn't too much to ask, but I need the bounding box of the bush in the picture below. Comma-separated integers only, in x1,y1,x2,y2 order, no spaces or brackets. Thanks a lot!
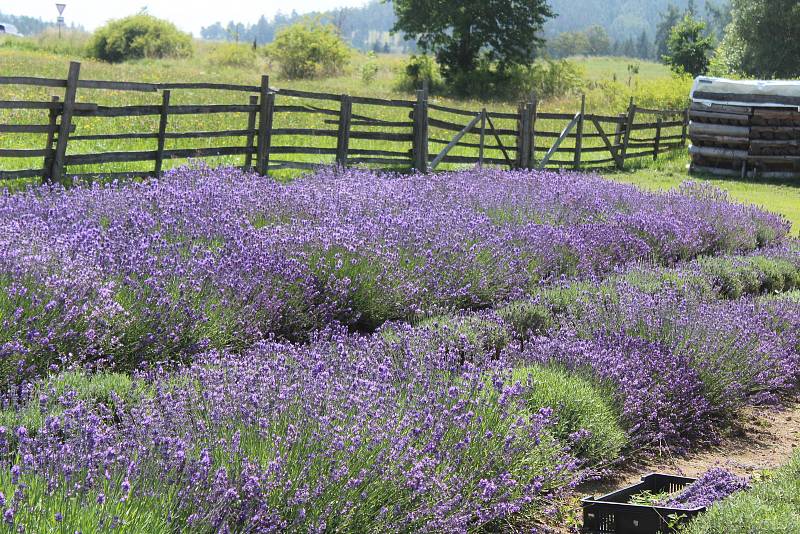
497,300,554,342
684,449,800,533
206,43,257,68
513,365,628,465
395,53,442,92
361,52,379,84
87,14,192,63
697,256,800,299
266,18,351,79
417,314,512,360
516,59,586,100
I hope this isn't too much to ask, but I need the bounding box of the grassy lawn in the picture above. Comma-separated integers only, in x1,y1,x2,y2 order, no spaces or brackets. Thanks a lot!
603,149,800,236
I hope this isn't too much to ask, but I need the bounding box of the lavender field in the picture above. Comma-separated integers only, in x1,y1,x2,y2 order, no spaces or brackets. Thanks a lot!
0,166,798,532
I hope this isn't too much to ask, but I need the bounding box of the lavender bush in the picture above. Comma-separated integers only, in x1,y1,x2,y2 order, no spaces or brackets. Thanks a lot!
0,328,582,532
0,166,789,383
663,468,750,510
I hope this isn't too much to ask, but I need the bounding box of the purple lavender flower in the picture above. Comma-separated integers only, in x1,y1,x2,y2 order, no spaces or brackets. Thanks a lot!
664,468,750,509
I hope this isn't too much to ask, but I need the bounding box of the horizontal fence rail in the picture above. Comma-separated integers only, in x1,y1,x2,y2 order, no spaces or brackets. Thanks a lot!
0,61,689,183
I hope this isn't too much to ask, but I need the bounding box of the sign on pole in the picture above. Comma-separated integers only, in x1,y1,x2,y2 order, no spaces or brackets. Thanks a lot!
55,4,66,38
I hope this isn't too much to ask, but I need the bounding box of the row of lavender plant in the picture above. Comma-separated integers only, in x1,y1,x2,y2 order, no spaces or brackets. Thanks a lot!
0,327,584,532
1,280,797,532
0,166,789,383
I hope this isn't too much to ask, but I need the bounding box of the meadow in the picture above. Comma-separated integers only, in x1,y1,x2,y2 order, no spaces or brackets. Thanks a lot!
2,38,800,532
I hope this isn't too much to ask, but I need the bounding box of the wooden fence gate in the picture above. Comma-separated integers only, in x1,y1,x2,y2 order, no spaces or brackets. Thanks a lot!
0,61,688,183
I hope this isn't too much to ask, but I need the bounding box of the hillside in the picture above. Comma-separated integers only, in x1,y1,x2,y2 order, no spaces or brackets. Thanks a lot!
197,0,729,51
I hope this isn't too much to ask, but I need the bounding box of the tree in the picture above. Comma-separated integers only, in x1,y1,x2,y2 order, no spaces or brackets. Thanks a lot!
636,30,651,59
704,0,732,40
655,3,681,60
714,0,800,78
550,31,590,58
586,25,611,56
663,14,713,77
390,0,554,89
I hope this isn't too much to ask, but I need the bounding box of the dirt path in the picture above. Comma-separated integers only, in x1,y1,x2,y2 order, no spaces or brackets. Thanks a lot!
579,402,800,497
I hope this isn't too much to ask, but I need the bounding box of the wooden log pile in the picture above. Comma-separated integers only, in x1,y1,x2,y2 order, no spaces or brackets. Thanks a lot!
689,102,800,179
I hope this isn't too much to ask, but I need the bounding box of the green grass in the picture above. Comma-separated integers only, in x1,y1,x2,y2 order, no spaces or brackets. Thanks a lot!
570,56,674,82
603,150,800,236
683,449,800,533
514,365,628,466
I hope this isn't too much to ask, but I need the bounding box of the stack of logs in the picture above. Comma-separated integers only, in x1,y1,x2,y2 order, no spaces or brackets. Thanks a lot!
689,102,800,178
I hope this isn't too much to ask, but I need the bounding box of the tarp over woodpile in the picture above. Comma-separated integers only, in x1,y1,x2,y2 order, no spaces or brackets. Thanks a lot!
692,77,800,109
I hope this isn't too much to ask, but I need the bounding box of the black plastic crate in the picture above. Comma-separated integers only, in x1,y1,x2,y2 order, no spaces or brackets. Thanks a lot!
581,473,705,534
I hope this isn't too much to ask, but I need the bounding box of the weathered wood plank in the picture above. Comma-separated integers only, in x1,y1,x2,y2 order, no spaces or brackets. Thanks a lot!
273,105,340,116
256,76,274,175
573,95,585,169
591,118,622,169
51,61,80,183
0,100,60,110
42,95,60,181
689,145,748,160
0,76,66,88
0,149,53,157
244,95,258,171
350,95,415,108
347,157,412,165
154,90,170,175
336,95,353,167
427,154,512,166
269,146,338,155
483,112,515,168
430,112,482,170
159,82,260,92
689,122,750,138
0,169,42,179
539,112,580,169
0,124,75,134
78,79,158,92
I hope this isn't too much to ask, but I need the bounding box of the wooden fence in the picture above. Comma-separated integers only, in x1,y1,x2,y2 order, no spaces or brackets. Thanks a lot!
0,61,688,183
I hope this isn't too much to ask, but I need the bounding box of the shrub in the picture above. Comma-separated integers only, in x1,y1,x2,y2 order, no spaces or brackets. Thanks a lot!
361,51,380,84
513,365,628,465
515,59,586,100
497,300,554,342
87,14,192,63
266,18,351,79
206,43,256,68
417,314,512,360
395,53,442,92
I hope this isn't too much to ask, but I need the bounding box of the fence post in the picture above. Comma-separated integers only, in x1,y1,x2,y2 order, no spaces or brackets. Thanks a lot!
516,102,527,169
619,97,636,169
50,61,80,183
244,95,258,171
653,117,662,161
256,75,274,176
573,94,586,169
336,94,353,169
412,84,429,173
528,95,538,168
154,89,170,176
478,108,486,168
41,95,60,183
681,108,689,147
